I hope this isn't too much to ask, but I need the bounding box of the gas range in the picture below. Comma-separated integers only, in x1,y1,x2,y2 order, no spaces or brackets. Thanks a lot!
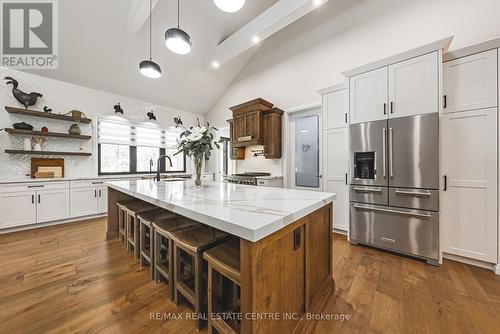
223,172,271,185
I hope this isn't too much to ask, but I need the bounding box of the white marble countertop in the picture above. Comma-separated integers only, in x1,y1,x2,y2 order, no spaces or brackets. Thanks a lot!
107,180,336,242
0,173,191,184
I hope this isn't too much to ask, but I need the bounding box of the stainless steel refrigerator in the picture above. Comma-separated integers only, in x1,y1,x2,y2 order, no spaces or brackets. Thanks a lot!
349,113,439,265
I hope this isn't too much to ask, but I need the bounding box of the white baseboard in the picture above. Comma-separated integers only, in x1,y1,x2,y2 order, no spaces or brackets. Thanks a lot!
332,228,348,236
443,252,498,274
0,214,107,234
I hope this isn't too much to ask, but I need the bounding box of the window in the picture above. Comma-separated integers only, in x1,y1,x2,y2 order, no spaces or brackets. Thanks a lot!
98,119,185,175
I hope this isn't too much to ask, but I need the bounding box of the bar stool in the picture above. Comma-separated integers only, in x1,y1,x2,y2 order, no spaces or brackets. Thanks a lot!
204,238,241,334
169,225,230,330
153,217,199,300
117,199,140,247
137,209,175,280
124,201,158,260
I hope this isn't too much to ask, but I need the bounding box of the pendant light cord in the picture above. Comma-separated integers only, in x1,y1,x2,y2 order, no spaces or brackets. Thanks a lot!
177,0,180,28
149,0,152,60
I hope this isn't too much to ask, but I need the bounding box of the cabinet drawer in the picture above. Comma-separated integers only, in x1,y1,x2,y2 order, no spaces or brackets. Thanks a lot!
350,185,388,206
350,203,439,260
70,180,106,189
389,188,439,211
0,181,68,193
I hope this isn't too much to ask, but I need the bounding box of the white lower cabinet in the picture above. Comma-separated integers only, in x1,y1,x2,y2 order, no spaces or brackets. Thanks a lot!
70,185,109,217
97,186,108,214
0,191,36,229
37,188,70,223
70,188,99,217
442,108,498,263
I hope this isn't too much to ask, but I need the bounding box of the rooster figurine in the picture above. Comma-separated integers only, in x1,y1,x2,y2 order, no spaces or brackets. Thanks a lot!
4,77,43,109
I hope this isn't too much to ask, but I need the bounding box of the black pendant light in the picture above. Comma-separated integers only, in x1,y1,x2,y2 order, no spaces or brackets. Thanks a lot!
139,0,162,78
165,0,192,55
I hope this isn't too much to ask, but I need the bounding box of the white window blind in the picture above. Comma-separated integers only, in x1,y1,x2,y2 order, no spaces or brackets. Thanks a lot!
98,119,181,149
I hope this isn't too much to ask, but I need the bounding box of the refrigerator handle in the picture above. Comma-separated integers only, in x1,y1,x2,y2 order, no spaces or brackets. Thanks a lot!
382,128,387,177
389,128,394,178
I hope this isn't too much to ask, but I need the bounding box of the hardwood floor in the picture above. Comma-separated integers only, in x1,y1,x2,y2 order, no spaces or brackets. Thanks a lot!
0,218,499,334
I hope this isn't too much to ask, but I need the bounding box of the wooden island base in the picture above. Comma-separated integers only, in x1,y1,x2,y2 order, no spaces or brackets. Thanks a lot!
106,187,334,334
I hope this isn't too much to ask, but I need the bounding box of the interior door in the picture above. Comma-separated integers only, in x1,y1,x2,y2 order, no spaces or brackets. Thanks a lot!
388,52,439,118
443,49,498,113
442,108,497,262
290,107,321,191
349,67,388,124
388,113,439,189
0,191,36,229
37,188,70,223
323,128,348,231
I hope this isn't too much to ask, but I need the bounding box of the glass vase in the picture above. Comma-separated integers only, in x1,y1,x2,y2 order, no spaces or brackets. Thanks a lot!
191,154,205,187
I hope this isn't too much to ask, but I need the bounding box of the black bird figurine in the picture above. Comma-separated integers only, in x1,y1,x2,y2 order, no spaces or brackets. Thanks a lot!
4,77,42,109
147,111,156,121
43,106,52,113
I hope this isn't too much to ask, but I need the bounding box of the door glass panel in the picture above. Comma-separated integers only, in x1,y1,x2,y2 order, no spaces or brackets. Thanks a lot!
295,115,320,188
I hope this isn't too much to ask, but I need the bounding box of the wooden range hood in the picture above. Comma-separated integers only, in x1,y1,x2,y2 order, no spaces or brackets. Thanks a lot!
227,98,283,160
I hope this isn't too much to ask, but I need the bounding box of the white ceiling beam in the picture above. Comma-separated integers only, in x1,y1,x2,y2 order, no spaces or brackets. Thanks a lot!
126,0,159,36
210,0,328,67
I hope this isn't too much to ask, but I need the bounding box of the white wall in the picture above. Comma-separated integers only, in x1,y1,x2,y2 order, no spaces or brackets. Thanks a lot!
0,68,203,179
206,0,500,175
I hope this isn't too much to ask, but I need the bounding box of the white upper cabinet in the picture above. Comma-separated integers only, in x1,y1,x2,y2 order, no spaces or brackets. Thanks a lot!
443,49,498,113
322,87,349,129
442,108,498,263
0,191,36,229
37,188,70,223
349,67,388,124
389,52,439,118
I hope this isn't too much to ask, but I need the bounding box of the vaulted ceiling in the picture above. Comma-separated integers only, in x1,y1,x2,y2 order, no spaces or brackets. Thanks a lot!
23,0,328,114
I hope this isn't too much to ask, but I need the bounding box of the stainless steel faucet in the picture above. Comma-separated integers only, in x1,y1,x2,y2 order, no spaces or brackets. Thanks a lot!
155,155,173,181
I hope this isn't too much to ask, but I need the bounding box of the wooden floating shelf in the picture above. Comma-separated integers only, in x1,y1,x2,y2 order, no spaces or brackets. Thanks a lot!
5,106,92,124
5,128,91,140
5,149,91,156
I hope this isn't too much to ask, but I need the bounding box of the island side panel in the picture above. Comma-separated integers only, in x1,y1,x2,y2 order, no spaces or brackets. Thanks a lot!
240,203,334,334
106,187,133,240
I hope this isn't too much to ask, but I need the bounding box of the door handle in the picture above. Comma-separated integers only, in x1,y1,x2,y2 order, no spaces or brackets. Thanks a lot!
345,113,348,123
383,103,387,115
32,195,34,204
353,187,382,193
38,194,40,204
390,101,394,114
443,175,447,191
353,204,431,219
293,228,301,250
382,128,387,177
28,185,44,188
395,190,432,197
389,128,394,178
345,173,348,185
443,95,447,109
95,190,97,198
99,189,102,197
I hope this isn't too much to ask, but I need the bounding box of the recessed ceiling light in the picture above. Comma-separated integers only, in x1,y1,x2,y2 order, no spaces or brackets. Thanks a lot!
214,0,245,13
252,36,260,44
211,61,220,69
313,0,323,6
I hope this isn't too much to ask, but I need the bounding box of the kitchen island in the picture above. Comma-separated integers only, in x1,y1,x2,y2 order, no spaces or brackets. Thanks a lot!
106,180,336,334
